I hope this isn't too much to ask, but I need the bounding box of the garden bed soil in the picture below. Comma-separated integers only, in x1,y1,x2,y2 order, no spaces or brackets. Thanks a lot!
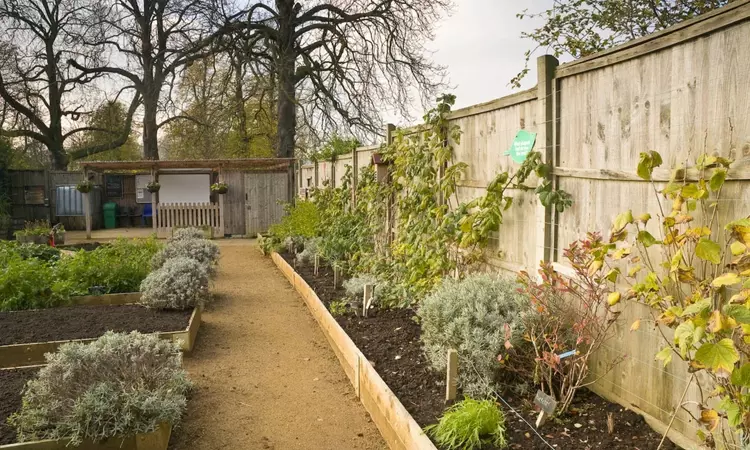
282,254,677,450
0,367,37,445
0,305,192,346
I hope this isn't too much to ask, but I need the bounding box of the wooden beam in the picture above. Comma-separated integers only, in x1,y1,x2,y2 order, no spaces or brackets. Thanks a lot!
553,165,750,182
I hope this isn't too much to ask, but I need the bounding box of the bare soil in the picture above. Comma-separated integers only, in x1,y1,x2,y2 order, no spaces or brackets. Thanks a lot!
287,254,678,450
0,305,192,346
168,241,385,450
0,367,37,445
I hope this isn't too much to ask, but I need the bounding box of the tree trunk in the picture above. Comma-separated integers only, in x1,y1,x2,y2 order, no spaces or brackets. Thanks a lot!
142,94,159,160
231,54,249,151
275,0,297,159
49,142,68,170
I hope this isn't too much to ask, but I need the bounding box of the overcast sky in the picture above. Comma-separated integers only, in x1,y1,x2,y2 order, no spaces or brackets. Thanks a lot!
424,0,558,111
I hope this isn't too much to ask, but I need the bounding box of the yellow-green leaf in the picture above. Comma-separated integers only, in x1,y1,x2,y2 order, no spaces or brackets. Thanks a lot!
731,242,747,256
696,238,722,265
730,363,750,387
637,230,659,248
655,346,673,367
695,339,739,376
628,264,643,277
710,169,727,192
612,247,631,260
638,213,651,224
712,272,741,288
612,210,634,232
630,320,641,332
607,292,621,306
637,151,663,180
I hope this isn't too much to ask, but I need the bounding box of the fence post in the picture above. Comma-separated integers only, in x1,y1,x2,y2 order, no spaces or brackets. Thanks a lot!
314,160,319,189
330,156,336,189
535,55,559,269
351,146,359,206
384,123,395,248
151,168,158,234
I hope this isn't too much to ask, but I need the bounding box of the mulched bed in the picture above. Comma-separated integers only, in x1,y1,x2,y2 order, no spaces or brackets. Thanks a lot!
0,367,38,445
282,253,677,450
0,305,193,346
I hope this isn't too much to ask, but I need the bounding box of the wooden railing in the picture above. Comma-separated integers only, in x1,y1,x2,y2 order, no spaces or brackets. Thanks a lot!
156,202,223,238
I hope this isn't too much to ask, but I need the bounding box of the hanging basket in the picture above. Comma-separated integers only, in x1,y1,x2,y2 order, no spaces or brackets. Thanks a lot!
147,182,161,193
76,180,93,193
210,182,228,194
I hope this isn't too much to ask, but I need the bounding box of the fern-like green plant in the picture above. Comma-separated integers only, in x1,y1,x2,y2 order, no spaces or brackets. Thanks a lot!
425,397,507,450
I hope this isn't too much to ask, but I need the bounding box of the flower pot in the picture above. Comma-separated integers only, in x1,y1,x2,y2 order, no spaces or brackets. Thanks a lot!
54,231,65,245
213,187,228,194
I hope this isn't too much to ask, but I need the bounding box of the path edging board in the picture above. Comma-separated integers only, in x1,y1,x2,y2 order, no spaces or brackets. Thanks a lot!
271,253,437,450
0,423,171,450
0,302,202,369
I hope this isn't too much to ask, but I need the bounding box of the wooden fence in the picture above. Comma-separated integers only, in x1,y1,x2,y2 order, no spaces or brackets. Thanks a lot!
297,2,750,447
156,202,223,238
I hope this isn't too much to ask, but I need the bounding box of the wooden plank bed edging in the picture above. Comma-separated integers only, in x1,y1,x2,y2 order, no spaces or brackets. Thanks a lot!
0,306,202,369
0,423,171,450
70,292,142,306
271,252,437,450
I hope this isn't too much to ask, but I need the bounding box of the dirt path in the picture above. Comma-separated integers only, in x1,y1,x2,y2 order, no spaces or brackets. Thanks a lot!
169,240,385,450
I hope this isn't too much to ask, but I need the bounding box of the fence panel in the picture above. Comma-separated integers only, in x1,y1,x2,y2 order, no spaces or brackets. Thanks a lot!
156,202,222,238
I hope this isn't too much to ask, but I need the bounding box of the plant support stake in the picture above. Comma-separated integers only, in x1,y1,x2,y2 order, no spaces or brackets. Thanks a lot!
445,349,458,403
333,265,342,289
314,255,320,276
362,284,374,317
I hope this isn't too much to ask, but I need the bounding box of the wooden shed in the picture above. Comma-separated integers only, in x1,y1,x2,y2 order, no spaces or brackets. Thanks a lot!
79,159,295,239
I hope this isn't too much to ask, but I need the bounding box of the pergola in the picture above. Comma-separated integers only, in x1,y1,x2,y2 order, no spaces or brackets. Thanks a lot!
78,158,296,239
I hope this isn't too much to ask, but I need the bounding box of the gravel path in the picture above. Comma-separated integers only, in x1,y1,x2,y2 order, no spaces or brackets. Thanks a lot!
169,240,385,450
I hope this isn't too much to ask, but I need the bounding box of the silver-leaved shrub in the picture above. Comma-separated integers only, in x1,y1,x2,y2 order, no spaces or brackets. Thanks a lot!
10,331,191,445
151,237,219,274
140,256,209,309
418,273,529,398
171,226,208,241
295,237,321,264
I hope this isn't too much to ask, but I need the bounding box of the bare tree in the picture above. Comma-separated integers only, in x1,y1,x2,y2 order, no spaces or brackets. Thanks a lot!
70,0,244,160
241,0,451,158
0,0,140,170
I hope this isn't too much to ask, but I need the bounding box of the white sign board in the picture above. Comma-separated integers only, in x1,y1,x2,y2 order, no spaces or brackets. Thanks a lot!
158,174,210,204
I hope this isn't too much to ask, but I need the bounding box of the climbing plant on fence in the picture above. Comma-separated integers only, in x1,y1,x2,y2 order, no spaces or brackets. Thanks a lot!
589,150,750,446
309,94,572,306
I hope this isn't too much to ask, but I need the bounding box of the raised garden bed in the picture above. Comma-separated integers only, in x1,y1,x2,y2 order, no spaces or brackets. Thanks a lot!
0,297,201,369
1,368,171,449
276,253,679,450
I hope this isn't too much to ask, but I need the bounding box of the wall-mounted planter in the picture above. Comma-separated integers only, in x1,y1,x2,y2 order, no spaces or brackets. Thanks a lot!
0,423,171,450
0,297,202,369
271,253,436,450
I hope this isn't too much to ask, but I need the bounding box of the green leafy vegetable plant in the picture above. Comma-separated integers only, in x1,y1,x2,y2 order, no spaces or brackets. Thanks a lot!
425,397,507,450
329,300,349,317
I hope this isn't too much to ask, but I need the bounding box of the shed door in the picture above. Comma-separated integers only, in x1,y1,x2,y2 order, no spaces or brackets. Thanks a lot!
245,172,288,236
